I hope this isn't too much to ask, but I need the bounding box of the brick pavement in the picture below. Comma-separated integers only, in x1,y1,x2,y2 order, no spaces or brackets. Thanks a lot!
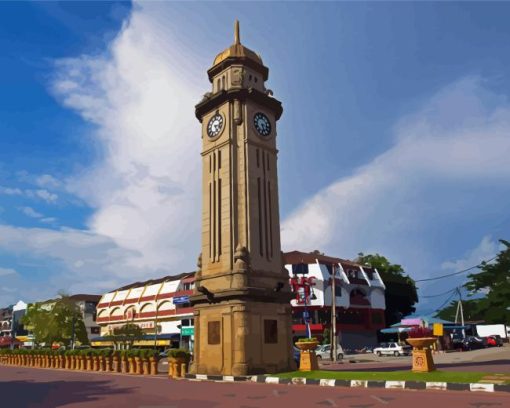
1,365,509,408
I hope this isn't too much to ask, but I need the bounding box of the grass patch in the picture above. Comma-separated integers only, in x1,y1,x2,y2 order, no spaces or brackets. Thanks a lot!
273,370,509,384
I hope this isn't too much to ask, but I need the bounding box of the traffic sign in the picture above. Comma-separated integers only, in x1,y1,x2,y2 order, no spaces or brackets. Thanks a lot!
181,327,194,336
173,296,190,305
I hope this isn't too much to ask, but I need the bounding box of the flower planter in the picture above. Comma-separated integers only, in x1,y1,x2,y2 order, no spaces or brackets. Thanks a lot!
135,357,143,375
128,357,136,374
121,357,128,374
112,356,120,372
295,341,319,372
406,337,437,372
168,357,188,378
142,358,150,375
105,356,113,372
92,356,99,371
149,357,158,376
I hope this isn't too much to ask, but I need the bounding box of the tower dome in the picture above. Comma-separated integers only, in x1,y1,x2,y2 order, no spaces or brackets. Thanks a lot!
212,20,263,67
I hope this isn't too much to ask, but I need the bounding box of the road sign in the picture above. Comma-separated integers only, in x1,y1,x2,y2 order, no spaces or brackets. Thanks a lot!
181,327,194,336
433,323,444,336
172,295,190,305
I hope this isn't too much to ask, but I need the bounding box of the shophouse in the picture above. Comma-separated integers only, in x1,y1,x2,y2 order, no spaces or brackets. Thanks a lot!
93,273,195,349
284,251,386,349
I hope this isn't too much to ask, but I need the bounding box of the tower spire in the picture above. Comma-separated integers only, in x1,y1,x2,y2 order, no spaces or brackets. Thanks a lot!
234,20,240,44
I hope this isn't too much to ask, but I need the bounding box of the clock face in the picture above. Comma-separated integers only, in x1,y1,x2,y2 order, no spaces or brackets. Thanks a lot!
253,112,271,137
207,113,224,138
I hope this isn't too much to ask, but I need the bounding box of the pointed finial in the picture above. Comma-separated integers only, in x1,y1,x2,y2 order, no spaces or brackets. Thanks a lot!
234,20,240,44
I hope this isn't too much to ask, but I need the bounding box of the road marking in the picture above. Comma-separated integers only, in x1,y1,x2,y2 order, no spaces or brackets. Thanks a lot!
371,395,389,405
470,383,495,393
316,399,337,407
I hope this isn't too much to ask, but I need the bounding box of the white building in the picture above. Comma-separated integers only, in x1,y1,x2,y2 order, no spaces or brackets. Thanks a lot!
94,273,195,349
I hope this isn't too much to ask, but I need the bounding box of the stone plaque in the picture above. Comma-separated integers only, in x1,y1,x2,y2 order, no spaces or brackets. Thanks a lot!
208,321,220,345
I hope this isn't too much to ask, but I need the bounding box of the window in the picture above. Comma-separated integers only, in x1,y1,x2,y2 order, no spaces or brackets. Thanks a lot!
264,319,278,344
335,285,342,296
208,321,220,345
181,319,190,327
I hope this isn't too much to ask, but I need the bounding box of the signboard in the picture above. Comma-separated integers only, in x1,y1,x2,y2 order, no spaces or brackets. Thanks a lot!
181,327,194,336
433,323,444,336
173,296,190,305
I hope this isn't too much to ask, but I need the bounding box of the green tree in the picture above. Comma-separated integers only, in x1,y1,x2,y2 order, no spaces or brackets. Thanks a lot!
435,298,485,322
103,323,143,350
22,294,88,347
22,304,54,346
463,239,510,324
356,253,419,326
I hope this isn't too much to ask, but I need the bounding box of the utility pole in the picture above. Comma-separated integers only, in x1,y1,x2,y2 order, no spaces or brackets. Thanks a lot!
331,263,337,363
454,288,465,338
71,316,76,350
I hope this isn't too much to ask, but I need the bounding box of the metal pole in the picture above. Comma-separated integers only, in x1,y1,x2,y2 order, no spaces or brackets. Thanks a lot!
303,278,311,339
71,316,76,350
332,263,337,363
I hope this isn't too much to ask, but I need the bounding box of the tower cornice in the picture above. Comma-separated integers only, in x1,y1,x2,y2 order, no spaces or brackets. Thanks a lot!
195,87,282,122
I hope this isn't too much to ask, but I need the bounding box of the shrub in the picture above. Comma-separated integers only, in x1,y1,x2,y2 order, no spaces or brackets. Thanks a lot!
297,337,318,343
167,348,191,359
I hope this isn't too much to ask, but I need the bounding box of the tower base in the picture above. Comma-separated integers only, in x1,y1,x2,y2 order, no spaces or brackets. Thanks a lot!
189,298,295,376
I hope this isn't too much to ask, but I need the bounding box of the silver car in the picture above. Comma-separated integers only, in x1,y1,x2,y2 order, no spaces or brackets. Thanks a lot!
316,344,344,360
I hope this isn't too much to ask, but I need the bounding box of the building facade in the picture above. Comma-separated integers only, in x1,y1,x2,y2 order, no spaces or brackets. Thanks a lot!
94,273,195,349
94,250,386,351
284,251,386,349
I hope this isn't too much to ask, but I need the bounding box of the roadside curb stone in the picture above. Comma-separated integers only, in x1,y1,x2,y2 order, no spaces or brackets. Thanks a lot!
184,373,510,393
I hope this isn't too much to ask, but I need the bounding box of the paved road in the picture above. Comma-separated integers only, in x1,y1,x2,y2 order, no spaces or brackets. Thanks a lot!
322,346,510,373
1,366,509,408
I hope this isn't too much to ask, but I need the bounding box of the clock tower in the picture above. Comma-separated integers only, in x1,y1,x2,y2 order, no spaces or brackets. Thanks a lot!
189,21,294,376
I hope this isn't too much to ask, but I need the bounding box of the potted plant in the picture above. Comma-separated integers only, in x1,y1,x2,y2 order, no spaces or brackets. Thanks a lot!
167,348,191,378
139,349,150,375
91,349,100,371
294,337,319,372
406,327,437,372
134,349,143,375
148,349,159,375
111,350,121,373
120,350,128,374
127,349,137,374
102,349,112,371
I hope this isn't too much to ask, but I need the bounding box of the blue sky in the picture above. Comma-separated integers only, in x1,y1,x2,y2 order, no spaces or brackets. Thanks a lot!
1,1,509,315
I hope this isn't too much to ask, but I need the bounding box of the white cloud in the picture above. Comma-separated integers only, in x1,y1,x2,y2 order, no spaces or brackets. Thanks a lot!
0,224,149,299
0,186,23,196
282,77,510,279
440,235,501,277
0,186,58,204
0,267,17,277
36,174,61,189
40,217,57,224
19,206,43,219
49,4,204,274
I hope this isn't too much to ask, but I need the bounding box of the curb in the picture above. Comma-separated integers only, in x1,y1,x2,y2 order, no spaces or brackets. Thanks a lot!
185,374,510,393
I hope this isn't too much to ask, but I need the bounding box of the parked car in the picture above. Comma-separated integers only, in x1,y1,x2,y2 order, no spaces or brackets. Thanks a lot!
461,336,486,351
486,335,503,347
373,342,411,357
316,344,344,360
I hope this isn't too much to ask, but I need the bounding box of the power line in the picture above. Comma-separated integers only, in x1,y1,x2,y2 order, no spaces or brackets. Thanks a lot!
415,256,497,283
421,287,458,298
435,289,458,312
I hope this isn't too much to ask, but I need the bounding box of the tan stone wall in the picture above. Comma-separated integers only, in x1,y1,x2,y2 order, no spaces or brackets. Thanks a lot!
192,300,294,375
